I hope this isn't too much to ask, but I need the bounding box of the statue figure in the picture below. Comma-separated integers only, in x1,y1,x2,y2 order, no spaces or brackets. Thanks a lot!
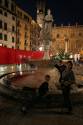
44,9,53,33
39,9,53,60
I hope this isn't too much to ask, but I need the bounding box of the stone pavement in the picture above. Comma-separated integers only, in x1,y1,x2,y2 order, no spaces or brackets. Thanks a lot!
0,92,83,125
0,109,83,125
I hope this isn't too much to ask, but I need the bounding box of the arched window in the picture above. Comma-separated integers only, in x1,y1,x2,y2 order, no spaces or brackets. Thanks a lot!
56,34,60,38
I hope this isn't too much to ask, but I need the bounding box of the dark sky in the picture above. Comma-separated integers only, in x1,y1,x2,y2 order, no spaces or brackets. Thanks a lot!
16,0,83,25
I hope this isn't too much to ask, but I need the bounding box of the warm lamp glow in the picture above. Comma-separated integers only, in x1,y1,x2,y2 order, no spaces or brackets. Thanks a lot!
39,46,43,51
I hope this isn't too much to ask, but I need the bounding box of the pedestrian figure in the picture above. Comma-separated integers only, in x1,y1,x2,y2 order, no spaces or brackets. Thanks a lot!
55,60,66,82
21,75,51,113
38,74,50,97
33,74,51,107
61,61,75,113
37,74,51,107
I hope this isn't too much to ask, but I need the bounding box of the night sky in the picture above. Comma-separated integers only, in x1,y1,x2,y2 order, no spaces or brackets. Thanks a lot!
16,0,83,25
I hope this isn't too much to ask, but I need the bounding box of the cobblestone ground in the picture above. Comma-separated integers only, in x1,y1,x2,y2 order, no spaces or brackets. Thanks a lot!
0,64,83,125
0,90,83,125
0,95,83,125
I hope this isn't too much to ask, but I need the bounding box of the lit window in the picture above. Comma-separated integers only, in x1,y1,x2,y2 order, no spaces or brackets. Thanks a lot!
0,43,3,46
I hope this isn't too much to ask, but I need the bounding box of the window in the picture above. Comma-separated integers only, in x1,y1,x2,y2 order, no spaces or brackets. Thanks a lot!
16,38,20,43
17,46,19,49
5,0,9,8
0,9,3,14
24,47,26,50
0,0,2,5
12,46,14,49
17,20,21,27
17,20,20,25
56,34,60,38
12,37,14,43
25,32,27,38
25,40,28,46
24,40,27,45
0,33,3,40
17,11,20,17
4,34,7,41
12,16,15,20
12,26,15,32
79,32,82,36
24,15,29,21
20,12,22,18
0,20,2,29
65,38,69,42
11,3,15,12
4,23,7,30
24,15,27,20
4,12,7,17
17,29,19,34
25,24,28,30
4,45,7,47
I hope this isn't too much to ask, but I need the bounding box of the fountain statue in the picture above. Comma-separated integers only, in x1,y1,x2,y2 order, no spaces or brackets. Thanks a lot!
43,9,53,59
44,9,53,34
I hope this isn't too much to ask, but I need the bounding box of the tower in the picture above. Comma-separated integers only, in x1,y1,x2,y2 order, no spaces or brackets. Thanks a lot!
36,0,46,28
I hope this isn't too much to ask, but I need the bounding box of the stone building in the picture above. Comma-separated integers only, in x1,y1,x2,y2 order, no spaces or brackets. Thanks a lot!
0,0,16,48
51,24,83,55
16,6,32,50
0,0,40,51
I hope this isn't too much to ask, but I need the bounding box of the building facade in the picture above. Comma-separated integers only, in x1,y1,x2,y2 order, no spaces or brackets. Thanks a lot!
0,0,16,48
16,6,32,50
0,0,40,51
51,24,83,55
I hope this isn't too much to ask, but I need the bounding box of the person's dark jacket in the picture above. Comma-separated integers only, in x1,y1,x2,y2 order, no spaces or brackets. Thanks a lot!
55,64,66,82
39,82,48,96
